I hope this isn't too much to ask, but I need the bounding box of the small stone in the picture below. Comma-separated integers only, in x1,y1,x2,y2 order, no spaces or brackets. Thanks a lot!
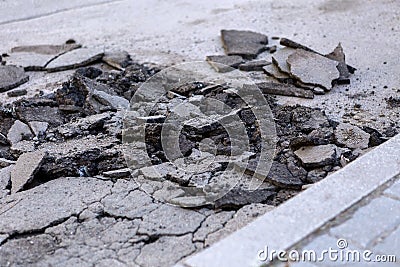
287,49,340,90
238,60,271,71
334,123,370,149
313,87,325,95
362,126,385,147
206,55,243,72
102,168,131,179
10,150,47,193
0,65,29,92
59,113,111,135
287,160,308,180
294,144,337,168
221,29,268,59
7,88,27,97
7,120,33,145
29,121,48,137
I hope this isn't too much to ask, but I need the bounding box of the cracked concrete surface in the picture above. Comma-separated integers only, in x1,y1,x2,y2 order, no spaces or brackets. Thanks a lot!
0,175,274,267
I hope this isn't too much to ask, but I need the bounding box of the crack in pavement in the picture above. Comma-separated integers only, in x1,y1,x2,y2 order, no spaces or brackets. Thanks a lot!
0,215,74,246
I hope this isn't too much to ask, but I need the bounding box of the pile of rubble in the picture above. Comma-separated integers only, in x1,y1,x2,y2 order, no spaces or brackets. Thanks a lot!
0,31,396,266
0,33,394,212
206,30,356,99
0,48,389,205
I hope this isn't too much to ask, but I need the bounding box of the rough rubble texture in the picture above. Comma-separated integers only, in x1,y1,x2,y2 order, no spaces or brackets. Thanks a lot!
0,62,282,267
0,26,397,265
0,58,392,266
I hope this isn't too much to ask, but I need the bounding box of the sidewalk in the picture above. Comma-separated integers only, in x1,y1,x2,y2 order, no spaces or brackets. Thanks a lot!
178,133,400,267
289,176,399,266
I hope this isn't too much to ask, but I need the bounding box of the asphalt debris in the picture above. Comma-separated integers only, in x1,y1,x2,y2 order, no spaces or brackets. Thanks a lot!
0,34,391,267
206,55,244,72
207,30,356,99
102,50,132,70
287,49,340,91
238,60,271,71
221,29,268,59
46,48,104,72
7,42,81,71
257,82,314,99
10,150,46,193
7,88,27,97
0,65,29,92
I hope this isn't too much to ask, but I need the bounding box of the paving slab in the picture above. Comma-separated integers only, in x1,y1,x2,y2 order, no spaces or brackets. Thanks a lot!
329,196,400,248
372,225,400,261
383,179,400,200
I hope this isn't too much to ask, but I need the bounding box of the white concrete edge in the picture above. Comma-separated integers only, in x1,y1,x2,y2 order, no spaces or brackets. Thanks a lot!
178,134,400,267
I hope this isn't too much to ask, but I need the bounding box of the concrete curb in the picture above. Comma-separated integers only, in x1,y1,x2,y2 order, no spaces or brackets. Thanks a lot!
178,134,400,267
